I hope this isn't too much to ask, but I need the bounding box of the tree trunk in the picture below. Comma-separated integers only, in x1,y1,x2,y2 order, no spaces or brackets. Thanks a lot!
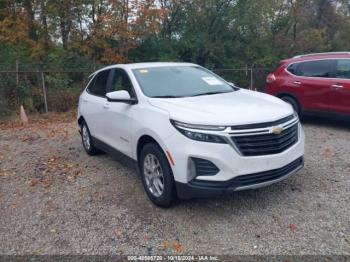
40,0,50,50
23,0,37,41
60,19,68,50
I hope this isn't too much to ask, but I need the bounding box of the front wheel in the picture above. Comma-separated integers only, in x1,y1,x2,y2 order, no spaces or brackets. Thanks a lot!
139,143,175,207
81,121,99,155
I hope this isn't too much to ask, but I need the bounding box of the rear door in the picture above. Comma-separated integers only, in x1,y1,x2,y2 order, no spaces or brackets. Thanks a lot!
328,59,350,115
291,59,336,113
82,69,111,140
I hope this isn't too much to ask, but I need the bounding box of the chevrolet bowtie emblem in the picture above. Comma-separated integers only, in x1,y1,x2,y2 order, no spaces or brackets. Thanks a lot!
271,126,284,135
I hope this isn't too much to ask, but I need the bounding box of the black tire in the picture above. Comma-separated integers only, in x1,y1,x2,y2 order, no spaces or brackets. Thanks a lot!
139,143,175,207
280,96,301,116
80,121,99,155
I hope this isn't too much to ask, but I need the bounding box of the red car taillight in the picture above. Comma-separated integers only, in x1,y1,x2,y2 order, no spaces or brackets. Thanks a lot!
266,73,276,84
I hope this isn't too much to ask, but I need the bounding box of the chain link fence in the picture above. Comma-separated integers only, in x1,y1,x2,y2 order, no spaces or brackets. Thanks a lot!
0,67,271,118
214,67,271,92
0,70,91,118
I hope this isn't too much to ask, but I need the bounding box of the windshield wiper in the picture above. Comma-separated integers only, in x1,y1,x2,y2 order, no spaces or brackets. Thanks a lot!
190,91,233,97
151,95,184,98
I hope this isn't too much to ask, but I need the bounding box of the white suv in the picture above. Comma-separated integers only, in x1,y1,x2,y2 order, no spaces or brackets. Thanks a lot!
78,62,304,207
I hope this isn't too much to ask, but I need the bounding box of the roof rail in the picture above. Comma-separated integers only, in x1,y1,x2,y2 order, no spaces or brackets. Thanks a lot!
293,52,350,58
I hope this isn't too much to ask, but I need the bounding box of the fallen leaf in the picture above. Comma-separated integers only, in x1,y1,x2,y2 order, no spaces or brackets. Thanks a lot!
34,247,47,255
159,241,171,250
322,148,335,158
30,179,40,186
159,241,184,253
29,178,51,187
114,228,123,238
345,238,350,246
174,242,184,253
79,188,88,197
289,223,297,232
66,163,74,168
0,170,11,178
67,175,75,182
46,200,57,212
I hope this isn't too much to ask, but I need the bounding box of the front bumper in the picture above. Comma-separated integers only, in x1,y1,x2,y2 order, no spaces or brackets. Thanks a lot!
164,122,304,183
176,157,304,199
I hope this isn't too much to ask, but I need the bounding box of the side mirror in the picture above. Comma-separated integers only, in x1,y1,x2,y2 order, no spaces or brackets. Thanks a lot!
106,90,137,104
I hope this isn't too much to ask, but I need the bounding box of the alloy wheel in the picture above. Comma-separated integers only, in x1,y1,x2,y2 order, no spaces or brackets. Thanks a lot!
82,125,91,150
143,153,165,197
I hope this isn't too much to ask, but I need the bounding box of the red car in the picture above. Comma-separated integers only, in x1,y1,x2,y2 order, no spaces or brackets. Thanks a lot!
266,52,350,118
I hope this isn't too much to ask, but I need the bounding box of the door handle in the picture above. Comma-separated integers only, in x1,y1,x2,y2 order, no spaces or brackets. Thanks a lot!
82,99,88,103
293,81,301,85
103,102,110,109
331,84,343,90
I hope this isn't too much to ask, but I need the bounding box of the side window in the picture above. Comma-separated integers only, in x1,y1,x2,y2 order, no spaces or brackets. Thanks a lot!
336,59,350,79
110,69,134,96
88,70,110,96
297,60,336,78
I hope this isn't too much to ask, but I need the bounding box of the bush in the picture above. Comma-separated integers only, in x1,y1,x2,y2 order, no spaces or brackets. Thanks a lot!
46,88,81,112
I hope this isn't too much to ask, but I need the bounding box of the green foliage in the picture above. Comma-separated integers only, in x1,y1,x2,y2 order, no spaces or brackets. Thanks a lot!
2,0,350,68
47,88,81,112
45,74,73,89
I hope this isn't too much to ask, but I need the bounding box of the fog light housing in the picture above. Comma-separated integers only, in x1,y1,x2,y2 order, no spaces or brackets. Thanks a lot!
187,157,219,180
187,158,197,181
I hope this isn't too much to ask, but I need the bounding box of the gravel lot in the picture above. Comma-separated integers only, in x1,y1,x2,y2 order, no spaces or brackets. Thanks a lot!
0,113,349,255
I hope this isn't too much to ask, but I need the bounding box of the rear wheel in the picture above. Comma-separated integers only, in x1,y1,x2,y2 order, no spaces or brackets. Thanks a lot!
139,143,175,207
280,96,301,116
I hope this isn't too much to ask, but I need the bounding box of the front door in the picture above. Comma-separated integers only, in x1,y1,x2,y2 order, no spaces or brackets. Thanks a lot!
103,68,137,157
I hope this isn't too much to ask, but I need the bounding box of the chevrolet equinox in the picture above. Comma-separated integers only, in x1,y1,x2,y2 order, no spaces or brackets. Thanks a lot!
78,62,305,207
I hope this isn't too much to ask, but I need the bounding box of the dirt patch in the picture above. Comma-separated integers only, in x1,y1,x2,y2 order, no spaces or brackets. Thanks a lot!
0,113,349,255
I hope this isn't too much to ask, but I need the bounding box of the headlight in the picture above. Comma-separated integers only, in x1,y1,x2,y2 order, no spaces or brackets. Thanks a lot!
170,120,227,143
293,111,299,120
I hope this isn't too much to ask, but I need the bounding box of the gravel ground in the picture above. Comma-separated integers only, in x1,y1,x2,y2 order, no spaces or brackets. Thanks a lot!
0,113,349,255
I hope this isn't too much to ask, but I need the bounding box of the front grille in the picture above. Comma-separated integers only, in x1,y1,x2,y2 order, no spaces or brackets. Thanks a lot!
189,157,303,189
192,158,219,176
231,123,299,156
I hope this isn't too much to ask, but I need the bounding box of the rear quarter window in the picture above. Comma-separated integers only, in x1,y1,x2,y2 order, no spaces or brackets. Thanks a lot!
286,63,300,75
86,75,96,91
87,70,110,97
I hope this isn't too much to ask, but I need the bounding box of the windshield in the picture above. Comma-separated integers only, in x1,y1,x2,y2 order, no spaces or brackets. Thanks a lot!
132,66,235,98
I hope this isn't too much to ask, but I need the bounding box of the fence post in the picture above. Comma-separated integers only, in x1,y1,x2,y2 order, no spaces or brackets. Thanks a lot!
250,65,254,90
16,60,19,86
41,71,48,113
15,60,19,106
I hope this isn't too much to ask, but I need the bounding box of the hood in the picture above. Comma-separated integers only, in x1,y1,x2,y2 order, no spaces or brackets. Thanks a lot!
148,89,294,126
